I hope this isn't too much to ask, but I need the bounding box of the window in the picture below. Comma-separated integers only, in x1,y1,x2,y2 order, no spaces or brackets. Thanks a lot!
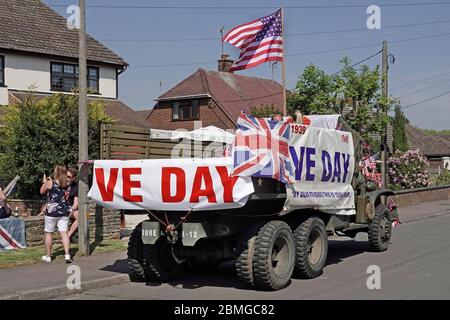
50,62,99,93
172,100,199,121
0,56,4,87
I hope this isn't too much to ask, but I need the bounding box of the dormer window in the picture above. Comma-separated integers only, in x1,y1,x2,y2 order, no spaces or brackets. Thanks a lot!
50,62,99,93
0,56,4,87
172,100,200,121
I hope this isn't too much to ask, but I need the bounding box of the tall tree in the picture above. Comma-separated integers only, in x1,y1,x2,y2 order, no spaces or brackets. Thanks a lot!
287,57,394,142
391,105,409,152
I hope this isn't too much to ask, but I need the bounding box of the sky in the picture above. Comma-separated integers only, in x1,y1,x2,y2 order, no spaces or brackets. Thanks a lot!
45,0,450,130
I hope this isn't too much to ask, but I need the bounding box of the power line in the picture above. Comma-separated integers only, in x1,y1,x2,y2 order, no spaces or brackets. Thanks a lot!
398,76,450,98
129,61,216,68
391,70,450,91
401,89,450,109
331,50,382,76
288,31,450,57
129,30,450,68
48,2,450,9
98,18,450,43
216,91,283,103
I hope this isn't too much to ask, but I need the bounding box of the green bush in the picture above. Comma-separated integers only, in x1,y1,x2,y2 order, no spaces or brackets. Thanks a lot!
434,170,450,186
0,93,113,199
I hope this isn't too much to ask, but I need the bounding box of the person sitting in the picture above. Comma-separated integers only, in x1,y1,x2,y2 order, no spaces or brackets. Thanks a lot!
0,188,12,219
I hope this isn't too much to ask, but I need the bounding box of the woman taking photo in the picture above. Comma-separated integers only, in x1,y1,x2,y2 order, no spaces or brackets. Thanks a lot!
40,164,72,263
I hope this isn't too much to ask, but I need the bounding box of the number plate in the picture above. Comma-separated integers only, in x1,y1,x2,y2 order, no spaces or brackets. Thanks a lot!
182,223,207,247
141,221,161,245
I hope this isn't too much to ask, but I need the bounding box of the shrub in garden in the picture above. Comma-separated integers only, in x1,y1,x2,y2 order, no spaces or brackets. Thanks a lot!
387,150,432,190
0,93,113,199
434,169,450,186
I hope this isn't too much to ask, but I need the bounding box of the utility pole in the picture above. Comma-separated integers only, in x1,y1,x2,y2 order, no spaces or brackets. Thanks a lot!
78,0,89,255
381,40,388,190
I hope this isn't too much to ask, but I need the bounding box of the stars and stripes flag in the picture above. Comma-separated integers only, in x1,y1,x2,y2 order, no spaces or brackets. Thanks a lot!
223,9,283,71
232,113,295,184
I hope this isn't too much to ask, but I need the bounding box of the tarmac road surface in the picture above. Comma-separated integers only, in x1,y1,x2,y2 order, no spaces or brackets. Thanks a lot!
61,213,450,300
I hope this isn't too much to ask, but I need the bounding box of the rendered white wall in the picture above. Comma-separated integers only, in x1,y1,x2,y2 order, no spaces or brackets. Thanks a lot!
0,87,8,105
2,52,117,98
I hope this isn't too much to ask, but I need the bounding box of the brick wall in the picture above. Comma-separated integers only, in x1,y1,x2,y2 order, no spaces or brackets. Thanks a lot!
23,202,120,247
147,98,235,131
389,187,450,208
7,199,45,216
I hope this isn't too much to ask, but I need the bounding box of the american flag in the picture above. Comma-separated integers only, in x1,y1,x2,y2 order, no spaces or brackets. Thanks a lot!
232,113,295,184
223,9,283,71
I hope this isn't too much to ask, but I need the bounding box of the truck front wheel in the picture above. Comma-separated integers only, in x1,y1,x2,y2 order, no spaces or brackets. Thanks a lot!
368,204,392,252
252,221,295,291
127,223,146,282
293,216,328,279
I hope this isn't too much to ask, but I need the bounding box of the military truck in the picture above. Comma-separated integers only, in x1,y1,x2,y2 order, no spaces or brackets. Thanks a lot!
120,116,397,291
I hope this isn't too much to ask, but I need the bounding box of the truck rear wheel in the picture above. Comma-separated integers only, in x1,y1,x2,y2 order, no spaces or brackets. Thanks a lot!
127,223,146,282
143,237,185,282
235,224,263,288
368,204,392,252
293,216,328,279
253,221,295,291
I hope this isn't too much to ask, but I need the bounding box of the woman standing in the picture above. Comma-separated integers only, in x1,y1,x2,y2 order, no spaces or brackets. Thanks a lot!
40,164,72,263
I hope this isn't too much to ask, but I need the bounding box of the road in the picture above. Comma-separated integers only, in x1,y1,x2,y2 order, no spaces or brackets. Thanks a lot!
61,214,450,300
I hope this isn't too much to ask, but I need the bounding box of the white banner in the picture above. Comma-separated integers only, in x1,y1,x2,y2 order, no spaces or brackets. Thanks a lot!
285,125,356,215
87,158,254,211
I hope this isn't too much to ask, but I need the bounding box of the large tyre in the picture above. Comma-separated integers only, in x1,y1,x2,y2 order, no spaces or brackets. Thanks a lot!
368,204,392,252
143,237,185,282
253,221,295,291
127,223,146,282
235,223,263,288
293,216,328,279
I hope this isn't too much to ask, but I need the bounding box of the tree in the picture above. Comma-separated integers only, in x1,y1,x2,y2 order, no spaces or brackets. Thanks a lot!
287,64,337,115
287,57,394,142
391,105,409,152
0,93,113,199
250,104,282,118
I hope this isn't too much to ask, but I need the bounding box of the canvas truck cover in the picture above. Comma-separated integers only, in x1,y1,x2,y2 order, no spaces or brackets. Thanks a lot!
284,125,356,215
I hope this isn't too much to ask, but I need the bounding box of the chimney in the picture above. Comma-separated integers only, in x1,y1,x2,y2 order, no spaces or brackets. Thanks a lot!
218,54,234,73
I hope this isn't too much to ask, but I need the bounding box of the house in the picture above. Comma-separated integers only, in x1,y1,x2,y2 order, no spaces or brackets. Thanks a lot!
406,124,450,174
0,0,150,128
146,54,284,130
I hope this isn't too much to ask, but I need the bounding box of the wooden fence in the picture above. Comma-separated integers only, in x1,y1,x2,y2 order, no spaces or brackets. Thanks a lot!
100,124,225,160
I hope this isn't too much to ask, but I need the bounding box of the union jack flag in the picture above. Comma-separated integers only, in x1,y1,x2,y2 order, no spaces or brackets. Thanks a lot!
0,218,26,250
232,113,295,184
360,154,377,176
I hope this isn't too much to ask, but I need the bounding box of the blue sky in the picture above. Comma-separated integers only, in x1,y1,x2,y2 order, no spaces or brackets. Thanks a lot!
46,0,450,130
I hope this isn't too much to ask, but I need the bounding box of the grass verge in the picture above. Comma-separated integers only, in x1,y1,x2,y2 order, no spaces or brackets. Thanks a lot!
0,239,127,268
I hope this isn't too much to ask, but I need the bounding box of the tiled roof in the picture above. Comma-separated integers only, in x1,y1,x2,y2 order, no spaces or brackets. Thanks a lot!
135,109,152,121
0,0,127,67
406,124,450,156
7,91,150,128
157,68,283,123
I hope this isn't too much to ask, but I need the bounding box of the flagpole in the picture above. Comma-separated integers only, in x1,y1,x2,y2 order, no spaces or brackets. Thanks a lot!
281,7,287,117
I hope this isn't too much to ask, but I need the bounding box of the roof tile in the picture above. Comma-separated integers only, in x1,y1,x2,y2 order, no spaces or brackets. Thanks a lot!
0,0,127,66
